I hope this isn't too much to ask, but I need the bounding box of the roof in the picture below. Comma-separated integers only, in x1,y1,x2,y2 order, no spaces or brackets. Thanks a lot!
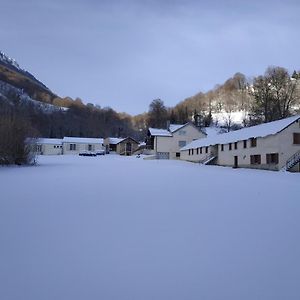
63,137,104,144
181,115,300,151
148,128,172,137
37,138,63,145
108,137,125,144
169,124,186,133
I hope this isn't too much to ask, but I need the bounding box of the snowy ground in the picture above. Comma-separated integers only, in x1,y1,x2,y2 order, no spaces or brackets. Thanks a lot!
0,155,299,300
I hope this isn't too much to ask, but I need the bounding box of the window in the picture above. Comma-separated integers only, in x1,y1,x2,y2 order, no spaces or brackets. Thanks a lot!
88,144,93,151
191,149,194,155
36,145,42,152
178,141,186,148
243,140,247,148
189,149,191,155
250,155,261,165
70,144,76,151
200,147,202,154
179,130,186,136
293,133,300,144
250,138,257,147
234,142,238,150
176,152,180,158
221,144,224,151
196,148,199,155
266,153,279,164
229,143,232,151
205,147,208,153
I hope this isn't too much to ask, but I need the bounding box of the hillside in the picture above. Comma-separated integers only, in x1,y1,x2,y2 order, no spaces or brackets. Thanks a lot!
0,51,57,104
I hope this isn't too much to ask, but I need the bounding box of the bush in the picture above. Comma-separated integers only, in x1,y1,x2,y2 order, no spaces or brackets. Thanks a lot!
0,115,37,165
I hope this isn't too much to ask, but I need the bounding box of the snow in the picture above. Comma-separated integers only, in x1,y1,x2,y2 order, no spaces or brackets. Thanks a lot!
0,155,299,300
182,115,300,150
203,126,223,137
63,137,104,144
212,110,246,126
108,137,125,144
37,138,63,145
148,127,172,137
169,124,185,133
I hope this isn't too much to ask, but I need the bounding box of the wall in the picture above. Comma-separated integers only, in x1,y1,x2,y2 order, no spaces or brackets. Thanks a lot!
41,144,63,155
63,143,104,155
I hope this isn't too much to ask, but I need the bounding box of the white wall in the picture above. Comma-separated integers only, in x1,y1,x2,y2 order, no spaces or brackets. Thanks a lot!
63,143,104,155
155,124,206,159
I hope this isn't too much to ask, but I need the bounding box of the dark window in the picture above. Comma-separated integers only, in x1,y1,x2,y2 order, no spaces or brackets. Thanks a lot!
221,144,224,151
200,147,202,154
266,153,279,164
234,142,238,150
205,147,208,153
229,143,232,151
293,133,300,144
250,155,261,165
188,149,191,155
243,140,247,148
196,148,199,155
176,152,180,158
70,144,76,151
192,149,194,155
250,138,257,147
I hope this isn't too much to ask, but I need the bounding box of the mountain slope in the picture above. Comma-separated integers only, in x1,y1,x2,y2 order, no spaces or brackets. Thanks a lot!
0,50,57,104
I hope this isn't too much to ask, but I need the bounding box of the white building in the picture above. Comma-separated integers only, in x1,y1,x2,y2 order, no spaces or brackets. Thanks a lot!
36,138,63,155
180,115,300,172
62,137,104,155
146,123,206,159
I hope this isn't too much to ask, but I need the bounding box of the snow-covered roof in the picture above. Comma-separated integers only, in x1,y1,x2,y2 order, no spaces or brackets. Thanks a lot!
181,115,300,151
63,137,104,144
169,124,186,133
203,127,224,137
148,128,172,137
37,138,63,145
108,137,125,144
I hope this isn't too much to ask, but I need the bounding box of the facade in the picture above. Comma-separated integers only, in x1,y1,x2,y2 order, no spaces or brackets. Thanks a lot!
181,115,300,172
116,137,139,156
104,137,139,155
146,123,206,159
62,137,104,155
36,138,63,155
104,137,125,153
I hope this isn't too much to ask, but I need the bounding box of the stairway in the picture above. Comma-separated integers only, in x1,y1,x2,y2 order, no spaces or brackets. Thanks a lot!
200,154,217,165
282,150,300,171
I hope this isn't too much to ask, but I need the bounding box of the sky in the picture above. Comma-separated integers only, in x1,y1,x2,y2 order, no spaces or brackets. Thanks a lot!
1,0,300,115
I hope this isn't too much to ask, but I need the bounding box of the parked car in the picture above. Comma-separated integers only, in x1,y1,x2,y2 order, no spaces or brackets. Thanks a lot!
96,150,105,156
79,150,97,157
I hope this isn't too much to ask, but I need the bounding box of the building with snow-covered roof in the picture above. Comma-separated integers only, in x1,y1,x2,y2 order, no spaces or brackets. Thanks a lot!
62,137,104,155
104,137,139,155
180,115,300,172
146,122,206,159
36,138,63,155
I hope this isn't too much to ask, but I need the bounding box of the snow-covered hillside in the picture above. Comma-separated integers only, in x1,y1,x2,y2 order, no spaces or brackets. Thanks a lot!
0,50,22,71
0,156,299,300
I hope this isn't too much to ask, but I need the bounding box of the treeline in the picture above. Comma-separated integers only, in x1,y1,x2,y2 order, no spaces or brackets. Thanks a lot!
144,67,300,130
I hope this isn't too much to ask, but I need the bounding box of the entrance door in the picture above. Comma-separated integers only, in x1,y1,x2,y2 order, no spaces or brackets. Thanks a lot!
234,156,238,168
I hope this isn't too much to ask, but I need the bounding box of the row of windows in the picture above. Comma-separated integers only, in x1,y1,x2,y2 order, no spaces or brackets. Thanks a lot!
221,138,257,152
188,147,208,156
54,145,62,149
250,153,279,165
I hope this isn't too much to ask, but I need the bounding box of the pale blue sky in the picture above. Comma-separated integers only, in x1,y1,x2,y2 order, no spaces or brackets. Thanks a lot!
1,0,299,114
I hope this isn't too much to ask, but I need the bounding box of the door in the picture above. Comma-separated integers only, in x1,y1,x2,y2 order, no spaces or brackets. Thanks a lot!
234,156,238,168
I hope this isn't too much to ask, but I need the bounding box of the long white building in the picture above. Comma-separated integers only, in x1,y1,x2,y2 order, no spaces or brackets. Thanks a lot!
180,115,300,172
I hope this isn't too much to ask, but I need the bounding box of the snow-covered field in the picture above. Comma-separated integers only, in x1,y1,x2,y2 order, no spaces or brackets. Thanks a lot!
0,155,299,300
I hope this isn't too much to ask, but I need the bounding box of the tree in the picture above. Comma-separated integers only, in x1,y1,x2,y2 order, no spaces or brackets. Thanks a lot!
147,99,169,128
249,66,299,123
